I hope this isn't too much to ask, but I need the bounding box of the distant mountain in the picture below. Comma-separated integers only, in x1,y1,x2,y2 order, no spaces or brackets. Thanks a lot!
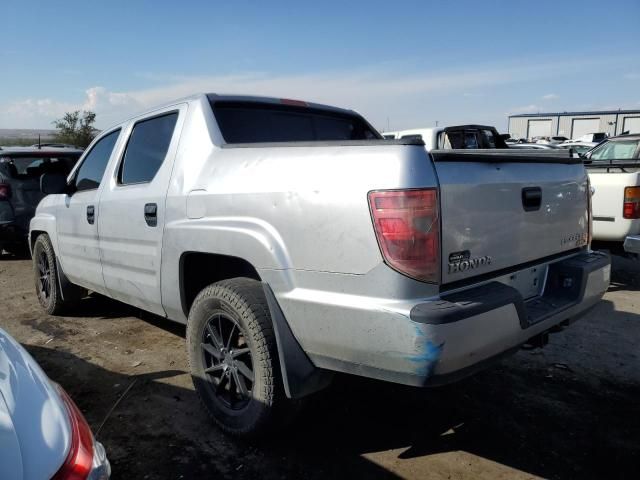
0,128,57,146
0,128,56,139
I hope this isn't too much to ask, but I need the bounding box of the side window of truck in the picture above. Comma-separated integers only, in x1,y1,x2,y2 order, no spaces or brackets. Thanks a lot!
74,129,121,191
590,140,639,161
118,112,179,185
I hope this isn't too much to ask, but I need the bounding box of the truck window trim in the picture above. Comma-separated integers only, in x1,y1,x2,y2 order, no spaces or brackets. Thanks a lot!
210,100,382,145
218,138,425,149
71,128,122,193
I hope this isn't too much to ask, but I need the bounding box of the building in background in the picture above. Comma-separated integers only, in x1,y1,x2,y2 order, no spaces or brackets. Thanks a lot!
508,110,640,141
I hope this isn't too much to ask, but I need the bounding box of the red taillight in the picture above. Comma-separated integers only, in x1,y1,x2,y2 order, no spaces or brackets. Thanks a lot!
0,183,10,199
623,186,640,219
52,385,94,480
368,188,440,283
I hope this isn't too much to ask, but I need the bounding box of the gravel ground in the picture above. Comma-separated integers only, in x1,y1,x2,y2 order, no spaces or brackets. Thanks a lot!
0,253,638,479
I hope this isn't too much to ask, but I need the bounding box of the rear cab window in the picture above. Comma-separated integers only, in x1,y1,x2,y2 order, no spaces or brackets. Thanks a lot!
481,129,497,148
0,153,81,180
210,100,380,144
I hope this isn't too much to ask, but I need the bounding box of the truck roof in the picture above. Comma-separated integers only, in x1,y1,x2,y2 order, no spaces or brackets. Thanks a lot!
609,133,640,141
96,93,363,134
207,94,359,117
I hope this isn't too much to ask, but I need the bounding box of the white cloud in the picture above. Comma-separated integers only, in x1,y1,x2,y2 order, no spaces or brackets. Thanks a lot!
541,93,559,100
0,57,625,129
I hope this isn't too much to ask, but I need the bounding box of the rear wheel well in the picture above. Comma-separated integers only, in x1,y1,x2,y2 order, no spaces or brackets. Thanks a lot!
180,252,261,317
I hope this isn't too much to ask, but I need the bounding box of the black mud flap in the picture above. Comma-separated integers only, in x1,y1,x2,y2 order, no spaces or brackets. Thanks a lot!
56,258,84,302
262,283,333,399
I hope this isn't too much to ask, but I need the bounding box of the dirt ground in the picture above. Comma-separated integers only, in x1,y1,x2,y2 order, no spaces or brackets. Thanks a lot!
0,254,638,480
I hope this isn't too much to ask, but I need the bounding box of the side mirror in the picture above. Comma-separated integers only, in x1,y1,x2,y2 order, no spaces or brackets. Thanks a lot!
499,133,511,141
40,173,68,195
583,151,592,160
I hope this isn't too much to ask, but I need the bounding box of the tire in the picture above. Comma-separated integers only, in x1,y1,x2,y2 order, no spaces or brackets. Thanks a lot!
187,278,294,438
32,234,83,315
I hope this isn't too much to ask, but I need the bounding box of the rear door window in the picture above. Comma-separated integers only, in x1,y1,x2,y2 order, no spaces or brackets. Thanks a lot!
211,101,379,143
118,112,179,185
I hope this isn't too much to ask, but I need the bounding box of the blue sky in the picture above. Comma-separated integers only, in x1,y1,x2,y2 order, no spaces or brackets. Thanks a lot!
1,0,639,131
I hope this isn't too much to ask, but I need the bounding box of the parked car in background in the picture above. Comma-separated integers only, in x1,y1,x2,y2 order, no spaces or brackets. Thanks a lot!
584,134,640,255
0,147,82,255
381,124,509,150
0,326,110,480
30,143,81,149
536,136,568,144
508,143,561,150
557,141,598,156
575,132,608,143
31,94,609,438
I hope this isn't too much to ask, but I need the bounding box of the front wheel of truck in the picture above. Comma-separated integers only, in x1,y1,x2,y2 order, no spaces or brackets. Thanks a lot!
187,278,294,439
32,234,71,315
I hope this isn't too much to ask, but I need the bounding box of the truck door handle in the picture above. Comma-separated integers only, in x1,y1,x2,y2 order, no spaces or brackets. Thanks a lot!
144,203,158,227
86,205,95,224
522,187,542,212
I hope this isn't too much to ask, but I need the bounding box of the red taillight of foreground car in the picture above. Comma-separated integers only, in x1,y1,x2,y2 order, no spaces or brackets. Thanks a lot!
52,385,95,480
587,177,593,245
368,188,440,283
0,183,11,199
623,186,640,219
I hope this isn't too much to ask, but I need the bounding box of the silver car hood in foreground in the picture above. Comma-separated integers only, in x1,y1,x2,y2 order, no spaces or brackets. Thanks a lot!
0,328,70,480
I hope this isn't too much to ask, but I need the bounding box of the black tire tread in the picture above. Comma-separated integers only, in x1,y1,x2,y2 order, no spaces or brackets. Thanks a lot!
187,277,291,438
33,234,65,315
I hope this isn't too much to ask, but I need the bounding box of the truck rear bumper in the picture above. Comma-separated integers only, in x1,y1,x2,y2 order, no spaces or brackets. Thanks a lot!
302,251,610,387
623,235,640,254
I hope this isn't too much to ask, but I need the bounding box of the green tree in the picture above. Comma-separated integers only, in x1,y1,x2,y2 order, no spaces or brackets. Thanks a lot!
52,110,97,148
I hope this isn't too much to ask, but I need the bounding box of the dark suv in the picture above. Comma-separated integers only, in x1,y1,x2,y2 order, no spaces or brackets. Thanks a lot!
0,147,82,254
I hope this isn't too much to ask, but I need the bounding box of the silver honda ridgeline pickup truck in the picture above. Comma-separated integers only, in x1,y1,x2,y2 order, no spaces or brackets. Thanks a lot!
30,94,610,437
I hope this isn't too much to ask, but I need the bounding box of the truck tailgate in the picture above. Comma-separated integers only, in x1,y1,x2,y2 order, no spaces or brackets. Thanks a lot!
431,152,589,285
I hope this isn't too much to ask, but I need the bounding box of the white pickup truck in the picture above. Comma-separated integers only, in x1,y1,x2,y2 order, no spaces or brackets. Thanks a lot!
585,134,640,255
382,124,509,150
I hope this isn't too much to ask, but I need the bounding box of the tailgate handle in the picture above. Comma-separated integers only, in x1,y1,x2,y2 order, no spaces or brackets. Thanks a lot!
522,187,542,212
